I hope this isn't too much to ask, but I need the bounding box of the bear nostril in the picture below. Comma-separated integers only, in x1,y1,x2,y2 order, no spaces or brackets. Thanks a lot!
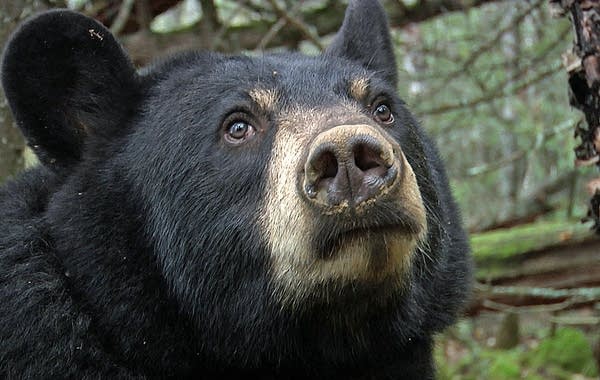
305,149,338,199
353,143,388,173
318,151,338,180
349,141,395,206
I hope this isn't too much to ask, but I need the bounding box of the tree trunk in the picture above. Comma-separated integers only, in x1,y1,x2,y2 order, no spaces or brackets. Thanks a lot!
0,1,51,183
552,0,600,233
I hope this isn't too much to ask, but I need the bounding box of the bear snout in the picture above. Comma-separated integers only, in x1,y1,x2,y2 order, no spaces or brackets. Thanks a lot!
303,124,400,210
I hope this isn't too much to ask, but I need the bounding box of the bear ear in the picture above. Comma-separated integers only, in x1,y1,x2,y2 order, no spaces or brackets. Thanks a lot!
325,0,397,87
1,10,139,170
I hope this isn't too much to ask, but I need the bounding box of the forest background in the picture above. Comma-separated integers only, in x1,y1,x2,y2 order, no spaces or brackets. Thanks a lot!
1,1,599,378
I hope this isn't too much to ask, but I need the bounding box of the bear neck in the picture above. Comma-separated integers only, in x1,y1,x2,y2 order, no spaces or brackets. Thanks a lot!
42,165,204,373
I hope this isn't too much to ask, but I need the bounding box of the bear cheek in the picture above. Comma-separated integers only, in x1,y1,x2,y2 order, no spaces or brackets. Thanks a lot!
259,109,428,306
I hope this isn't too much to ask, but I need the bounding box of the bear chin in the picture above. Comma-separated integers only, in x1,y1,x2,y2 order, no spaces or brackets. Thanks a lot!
271,228,422,309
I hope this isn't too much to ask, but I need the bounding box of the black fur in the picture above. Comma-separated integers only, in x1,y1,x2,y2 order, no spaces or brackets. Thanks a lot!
0,1,471,379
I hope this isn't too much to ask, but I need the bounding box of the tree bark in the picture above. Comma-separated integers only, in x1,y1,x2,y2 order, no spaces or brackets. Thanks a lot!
552,0,600,233
0,1,51,182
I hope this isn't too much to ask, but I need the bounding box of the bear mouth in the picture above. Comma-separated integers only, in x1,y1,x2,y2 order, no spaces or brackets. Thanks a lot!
338,224,412,240
313,211,424,261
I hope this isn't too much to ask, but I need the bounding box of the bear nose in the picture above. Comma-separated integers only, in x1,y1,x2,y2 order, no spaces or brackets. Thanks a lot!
303,125,399,208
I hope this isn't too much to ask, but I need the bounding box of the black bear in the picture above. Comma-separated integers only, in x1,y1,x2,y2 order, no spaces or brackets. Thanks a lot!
0,1,471,378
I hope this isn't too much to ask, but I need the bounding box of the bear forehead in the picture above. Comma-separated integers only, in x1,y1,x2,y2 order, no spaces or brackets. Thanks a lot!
151,53,377,105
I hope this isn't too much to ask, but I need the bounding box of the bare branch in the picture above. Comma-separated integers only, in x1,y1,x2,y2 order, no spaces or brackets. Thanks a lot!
427,0,545,97
466,119,577,176
136,0,153,30
476,282,600,300
110,0,135,36
419,61,562,115
266,0,323,50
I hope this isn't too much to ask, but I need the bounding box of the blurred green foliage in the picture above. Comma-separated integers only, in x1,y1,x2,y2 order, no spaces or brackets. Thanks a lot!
531,327,597,375
436,325,598,379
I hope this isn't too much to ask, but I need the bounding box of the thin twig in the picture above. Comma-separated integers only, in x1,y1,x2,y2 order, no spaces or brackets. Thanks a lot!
476,282,600,300
466,118,578,176
110,0,135,36
428,0,545,96
136,0,152,30
258,2,309,51
210,0,249,51
482,298,578,314
549,315,600,325
419,61,562,115
266,0,324,50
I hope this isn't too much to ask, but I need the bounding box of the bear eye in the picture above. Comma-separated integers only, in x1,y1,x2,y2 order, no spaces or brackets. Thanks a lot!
224,120,256,144
373,103,394,125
